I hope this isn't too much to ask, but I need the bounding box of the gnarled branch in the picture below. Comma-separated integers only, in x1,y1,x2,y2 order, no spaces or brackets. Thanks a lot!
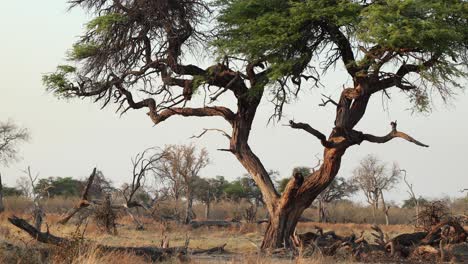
289,120,336,148
360,121,429,147
149,106,235,125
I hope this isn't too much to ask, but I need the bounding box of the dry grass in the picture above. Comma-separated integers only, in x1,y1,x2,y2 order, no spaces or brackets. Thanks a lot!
1,196,466,263
0,211,424,264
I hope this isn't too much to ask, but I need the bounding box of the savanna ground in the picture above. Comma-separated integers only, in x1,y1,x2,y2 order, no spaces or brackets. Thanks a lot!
0,197,466,263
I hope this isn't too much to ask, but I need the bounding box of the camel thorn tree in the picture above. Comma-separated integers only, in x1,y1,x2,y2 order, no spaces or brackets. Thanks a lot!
43,0,467,250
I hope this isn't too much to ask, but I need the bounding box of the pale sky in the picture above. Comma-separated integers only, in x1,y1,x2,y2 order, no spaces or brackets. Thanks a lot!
1,1,467,204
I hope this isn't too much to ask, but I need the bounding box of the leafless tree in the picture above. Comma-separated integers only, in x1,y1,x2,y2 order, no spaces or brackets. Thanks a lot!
21,166,44,231
402,170,420,226
352,155,401,225
155,144,209,224
0,120,30,166
0,120,29,212
121,147,166,229
316,177,357,222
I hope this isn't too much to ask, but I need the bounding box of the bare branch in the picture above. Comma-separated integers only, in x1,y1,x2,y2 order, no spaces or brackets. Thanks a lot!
360,121,429,147
288,120,335,148
149,106,235,126
190,128,231,140
319,94,339,107
58,168,97,225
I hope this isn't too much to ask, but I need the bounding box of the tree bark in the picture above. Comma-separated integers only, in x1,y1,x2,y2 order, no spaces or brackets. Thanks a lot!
258,147,345,249
261,205,304,249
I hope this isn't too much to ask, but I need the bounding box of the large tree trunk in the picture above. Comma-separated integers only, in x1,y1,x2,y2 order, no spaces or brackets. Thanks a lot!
261,205,304,249
258,148,345,250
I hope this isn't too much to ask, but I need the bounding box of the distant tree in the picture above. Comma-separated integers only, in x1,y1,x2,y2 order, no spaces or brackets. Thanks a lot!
402,197,429,209
35,177,82,198
0,120,30,166
0,120,29,212
401,169,426,225
88,170,113,199
353,155,401,225
155,144,209,224
192,176,228,219
2,185,23,196
223,180,246,202
317,177,357,223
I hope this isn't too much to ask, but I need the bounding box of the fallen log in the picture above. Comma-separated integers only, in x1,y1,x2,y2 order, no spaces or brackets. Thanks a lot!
9,216,227,261
191,243,227,254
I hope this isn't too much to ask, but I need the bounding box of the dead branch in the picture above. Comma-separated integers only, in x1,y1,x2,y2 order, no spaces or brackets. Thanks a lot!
360,121,429,147
288,120,335,148
58,168,97,225
9,215,227,261
319,94,339,107
190,128,231,140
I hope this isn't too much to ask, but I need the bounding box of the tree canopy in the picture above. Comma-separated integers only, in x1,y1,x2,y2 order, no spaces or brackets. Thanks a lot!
216,0,468,112
42,0,467,249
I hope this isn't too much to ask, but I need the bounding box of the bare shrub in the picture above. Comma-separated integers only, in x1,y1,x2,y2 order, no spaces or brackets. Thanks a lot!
417,200,450,231
92,194,118,235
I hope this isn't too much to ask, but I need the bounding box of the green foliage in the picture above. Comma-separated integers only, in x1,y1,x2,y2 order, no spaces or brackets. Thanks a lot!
42,65,75,95
193,176,229,203
216,0,468,111
402,196,429,209
223,180,245,201
67,43,100,60
192,75,207,93
276,178,289,193
215,0,360,80
35,177,82,198
2,186,23,196
358,0,468,55
86,13,127,33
